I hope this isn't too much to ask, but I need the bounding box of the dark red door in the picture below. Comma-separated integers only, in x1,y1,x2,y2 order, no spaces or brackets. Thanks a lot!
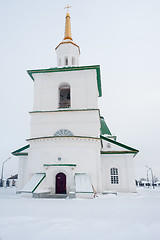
56,173,66,194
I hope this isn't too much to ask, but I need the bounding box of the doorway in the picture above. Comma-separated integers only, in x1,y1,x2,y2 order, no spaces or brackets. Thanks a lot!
56,173,66,194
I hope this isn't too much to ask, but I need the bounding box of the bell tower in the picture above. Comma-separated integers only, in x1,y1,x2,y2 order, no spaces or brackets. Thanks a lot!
55,5,80,67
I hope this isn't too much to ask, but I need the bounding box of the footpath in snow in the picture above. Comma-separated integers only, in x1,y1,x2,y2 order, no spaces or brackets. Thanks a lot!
0,187,160,240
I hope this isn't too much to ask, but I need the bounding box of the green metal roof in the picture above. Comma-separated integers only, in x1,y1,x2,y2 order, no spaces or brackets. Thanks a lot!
100,116,112,135
100,135,139,156
12,145,30,156
27,65,102,97
101,151,138,155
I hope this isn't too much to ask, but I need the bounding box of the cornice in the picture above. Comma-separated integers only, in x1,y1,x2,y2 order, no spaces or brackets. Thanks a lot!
27,135,101,143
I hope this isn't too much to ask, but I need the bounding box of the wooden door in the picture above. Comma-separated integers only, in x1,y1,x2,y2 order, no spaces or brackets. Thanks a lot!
56,173,66,194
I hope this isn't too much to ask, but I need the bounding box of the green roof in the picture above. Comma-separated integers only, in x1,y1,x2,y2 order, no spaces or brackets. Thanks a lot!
12,145,30,156
27,65,102,97
100,135,139,156
100,116,112,135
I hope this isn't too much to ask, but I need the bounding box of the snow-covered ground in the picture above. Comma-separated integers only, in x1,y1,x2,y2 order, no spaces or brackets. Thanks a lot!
0,188,160,240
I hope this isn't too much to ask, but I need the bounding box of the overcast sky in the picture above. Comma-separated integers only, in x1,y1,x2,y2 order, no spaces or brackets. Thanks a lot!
0,0,160,180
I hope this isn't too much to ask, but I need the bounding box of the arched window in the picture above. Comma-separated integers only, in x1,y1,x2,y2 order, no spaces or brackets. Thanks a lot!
110,168,119,184
59,84,70,108
72,57,76,65
65,57,68,66
54,129,73,136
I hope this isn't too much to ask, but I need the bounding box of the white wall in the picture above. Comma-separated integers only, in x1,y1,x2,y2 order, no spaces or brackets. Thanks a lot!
101,154,136,192
32,69,99,111
30,110,100,138
27,137,102,193
55,42,80,67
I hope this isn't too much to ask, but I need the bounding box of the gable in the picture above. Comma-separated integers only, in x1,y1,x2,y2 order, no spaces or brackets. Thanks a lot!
100,135,139,156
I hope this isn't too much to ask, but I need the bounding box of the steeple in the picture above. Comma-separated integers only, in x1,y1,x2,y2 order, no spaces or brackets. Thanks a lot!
64,12,73,41
55,6,80,67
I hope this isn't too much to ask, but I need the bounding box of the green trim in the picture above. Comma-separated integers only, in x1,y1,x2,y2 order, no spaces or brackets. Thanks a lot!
100,116,112,136
27,136,101,142
44,164,76,167
12,153,28,156
36,172,46,174
27,65,102,97
75,173,87,175
100,135,139,154
101,151,138,155
12,145,30,156
30,109,99,114
32,173,46,193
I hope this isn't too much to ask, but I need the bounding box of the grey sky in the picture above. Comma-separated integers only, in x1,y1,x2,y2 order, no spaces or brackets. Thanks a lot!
0,0,160,180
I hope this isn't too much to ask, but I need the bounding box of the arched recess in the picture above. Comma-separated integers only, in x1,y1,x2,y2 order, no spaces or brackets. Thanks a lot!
72,57,76,65
56,172,66,194
65,57,68,66
59,83,71,108
54,129,73,136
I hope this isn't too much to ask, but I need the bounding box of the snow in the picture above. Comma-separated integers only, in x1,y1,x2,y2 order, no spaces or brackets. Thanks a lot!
0,188,160,240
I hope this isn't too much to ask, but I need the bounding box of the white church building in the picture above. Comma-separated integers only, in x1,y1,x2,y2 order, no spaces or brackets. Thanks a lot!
12,10,139,198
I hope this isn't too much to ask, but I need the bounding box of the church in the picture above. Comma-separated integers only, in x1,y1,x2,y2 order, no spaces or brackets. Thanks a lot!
12,8,139,198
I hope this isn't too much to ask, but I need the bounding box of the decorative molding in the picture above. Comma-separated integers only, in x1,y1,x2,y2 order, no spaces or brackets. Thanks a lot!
44,164,76,167
29,108,99,114
27,136,101,143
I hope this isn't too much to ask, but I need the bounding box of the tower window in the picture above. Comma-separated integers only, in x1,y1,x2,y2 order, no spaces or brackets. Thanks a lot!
65,57,68,66
59,84,70,108
110,168,119,184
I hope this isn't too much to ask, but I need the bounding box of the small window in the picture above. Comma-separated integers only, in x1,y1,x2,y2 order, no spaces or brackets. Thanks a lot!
65,57,68,66
110,168,119,184
107,143,111,148
59,84,70,108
